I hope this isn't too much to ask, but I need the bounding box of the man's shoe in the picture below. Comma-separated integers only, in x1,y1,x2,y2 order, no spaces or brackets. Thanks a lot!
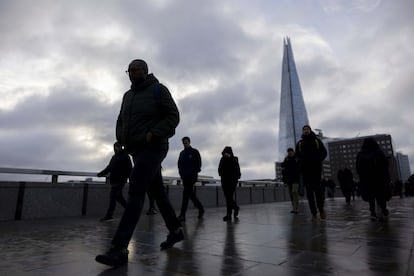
146,208,158,215
234,206,240,218
99,216,113,222
95,248,128,267
198,209,205,219
311,214,317,222
223,215,231,221
320,211,326,220
370,215,378,222
160,228,184,250
177,214,186,222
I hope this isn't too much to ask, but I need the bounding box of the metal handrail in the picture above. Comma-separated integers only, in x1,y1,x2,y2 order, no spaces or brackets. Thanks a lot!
0,167,282,187
0,167,98,184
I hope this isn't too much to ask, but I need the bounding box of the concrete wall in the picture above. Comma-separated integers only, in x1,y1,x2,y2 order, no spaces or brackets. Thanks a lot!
0,181,346,221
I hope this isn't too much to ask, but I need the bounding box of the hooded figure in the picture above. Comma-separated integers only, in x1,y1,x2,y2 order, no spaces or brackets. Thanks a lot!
218,146,241,221
356,137,391,221
295,125,327,221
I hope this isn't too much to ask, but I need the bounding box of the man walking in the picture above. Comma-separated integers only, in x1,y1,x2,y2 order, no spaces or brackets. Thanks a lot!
337,167,354,205
295,125,327,221
96,59,183,267
281,148,300,214
177,136,205,221
97,142,132,221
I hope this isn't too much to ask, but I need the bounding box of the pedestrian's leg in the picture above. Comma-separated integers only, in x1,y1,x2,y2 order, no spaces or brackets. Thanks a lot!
104,187,118,218
291,183,299,213
305,185,317,219
288,183,294,210
151,169,182,233
230,184,239,218
188,185,204,211
115,186,127,208
111,149,163,249
222,185,233,220
151,169,184,250
148,193,155,209
111,177,148,248
145,192,157,215
315,183,326,219
376,198,388,220
187,181,205,218
345,191,351,204
179,182,191,219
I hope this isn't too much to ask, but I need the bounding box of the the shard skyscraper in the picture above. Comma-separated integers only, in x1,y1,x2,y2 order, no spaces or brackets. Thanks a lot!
278,37,309,160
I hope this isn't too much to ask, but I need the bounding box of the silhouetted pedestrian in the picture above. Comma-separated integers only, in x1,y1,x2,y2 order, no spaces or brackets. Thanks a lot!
394,180,403,198
177,136,204,221
295,125,327,221
337,167,354,204
325,179,336,199
97,142,132,222
96,59,182,267
356,137,392,222
218,146,241,221
281,148,300,214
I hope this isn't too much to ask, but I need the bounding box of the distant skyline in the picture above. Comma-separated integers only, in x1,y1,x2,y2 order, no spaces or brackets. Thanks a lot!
1,0,413,180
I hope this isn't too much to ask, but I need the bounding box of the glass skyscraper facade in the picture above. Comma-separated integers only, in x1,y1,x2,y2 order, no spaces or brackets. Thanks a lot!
278,37,309,161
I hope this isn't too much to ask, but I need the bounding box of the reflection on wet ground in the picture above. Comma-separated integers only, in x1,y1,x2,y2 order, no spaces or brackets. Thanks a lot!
1,197,414,275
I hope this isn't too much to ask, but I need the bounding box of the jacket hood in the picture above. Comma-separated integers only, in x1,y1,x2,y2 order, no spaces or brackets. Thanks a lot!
222,146,234,156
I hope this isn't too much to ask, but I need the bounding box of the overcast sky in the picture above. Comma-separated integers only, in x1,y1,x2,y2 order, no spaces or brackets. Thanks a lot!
1,0,413,181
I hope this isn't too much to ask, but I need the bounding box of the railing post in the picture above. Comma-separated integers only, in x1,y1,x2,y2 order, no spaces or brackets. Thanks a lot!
52,175,58,184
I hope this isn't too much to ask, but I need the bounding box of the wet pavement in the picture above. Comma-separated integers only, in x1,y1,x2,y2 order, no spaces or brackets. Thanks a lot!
1,197,414,276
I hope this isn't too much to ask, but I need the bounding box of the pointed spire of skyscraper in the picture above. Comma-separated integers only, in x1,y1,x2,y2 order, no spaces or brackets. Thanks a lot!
278,37,309,160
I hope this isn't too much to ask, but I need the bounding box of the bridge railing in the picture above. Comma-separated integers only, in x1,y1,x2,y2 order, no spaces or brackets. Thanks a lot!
0,167,100,184
0,167,282,187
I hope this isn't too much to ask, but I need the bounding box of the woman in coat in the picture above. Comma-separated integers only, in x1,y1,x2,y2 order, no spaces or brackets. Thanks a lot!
218,146,241,221
356,138,391,221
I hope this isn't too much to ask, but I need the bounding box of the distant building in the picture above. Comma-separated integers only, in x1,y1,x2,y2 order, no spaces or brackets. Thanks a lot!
275,161,283,182
396,152,411,182
278,37,309,161
328,134,399,184
274,38,405,184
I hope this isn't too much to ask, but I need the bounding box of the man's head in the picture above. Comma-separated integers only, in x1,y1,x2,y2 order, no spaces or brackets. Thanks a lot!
302,125,312,136
222,146,233,158
287,147,295,157
113,142,122,153
127,59,148,84
182,136,191,148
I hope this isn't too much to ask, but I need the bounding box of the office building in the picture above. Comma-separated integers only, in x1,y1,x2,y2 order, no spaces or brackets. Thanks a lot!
328,134,399,183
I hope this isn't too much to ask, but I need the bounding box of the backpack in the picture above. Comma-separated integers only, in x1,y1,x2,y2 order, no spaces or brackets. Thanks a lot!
152,83,176,138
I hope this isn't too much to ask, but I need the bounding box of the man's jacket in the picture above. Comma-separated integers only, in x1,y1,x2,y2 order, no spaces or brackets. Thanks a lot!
116,74,179,154
178,147,202,179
